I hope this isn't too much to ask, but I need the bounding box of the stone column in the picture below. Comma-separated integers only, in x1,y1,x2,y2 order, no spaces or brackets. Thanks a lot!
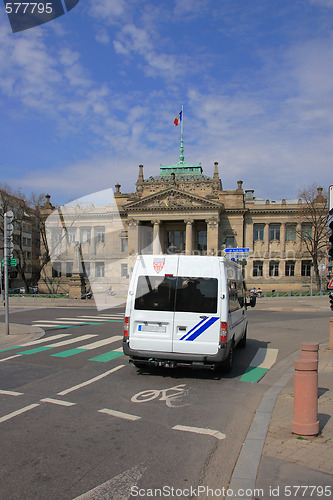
281,223,286,255
127,218,139,256
247,222,254,253
264,223,270,254
185,218,194,255
152,219,162,254
206,216,219,256
297,223,302,253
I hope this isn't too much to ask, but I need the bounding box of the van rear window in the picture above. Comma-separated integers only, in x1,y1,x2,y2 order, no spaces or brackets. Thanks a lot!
134,276,218,313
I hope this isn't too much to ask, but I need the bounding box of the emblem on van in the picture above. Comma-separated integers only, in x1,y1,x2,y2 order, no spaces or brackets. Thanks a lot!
153,258,165,273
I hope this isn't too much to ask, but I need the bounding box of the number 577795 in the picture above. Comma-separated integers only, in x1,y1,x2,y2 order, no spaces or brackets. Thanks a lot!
5,3,53,14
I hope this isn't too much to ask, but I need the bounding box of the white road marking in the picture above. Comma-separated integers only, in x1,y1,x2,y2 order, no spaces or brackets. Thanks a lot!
73,464,147,500
98,408,141,421
172,425,226,440
23,334,71,346
0,389,23,396
32,320,86,325
249,348,278,369
57,364,125,396
38,334,97,348
79,336,122,350
40,398,76,406
0,355,22,363
0,404,40,424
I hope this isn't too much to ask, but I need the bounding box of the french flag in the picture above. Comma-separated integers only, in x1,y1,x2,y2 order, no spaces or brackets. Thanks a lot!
174,110,182,126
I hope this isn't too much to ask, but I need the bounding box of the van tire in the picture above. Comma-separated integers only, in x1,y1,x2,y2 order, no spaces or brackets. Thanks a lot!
238,327,247,348
220,341,234,373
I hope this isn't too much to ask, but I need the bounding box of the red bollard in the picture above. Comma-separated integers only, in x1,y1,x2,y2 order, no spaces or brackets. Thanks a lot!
292,354,319,437
300,342,319,362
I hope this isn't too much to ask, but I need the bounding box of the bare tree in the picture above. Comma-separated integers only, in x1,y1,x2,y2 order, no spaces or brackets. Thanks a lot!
0,185,52,292
297,185,328,290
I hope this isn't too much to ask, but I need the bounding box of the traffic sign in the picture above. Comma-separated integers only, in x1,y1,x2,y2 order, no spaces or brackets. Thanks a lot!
225,247,250,258
1,258,17,267
328,278,333,290
329,185,333,214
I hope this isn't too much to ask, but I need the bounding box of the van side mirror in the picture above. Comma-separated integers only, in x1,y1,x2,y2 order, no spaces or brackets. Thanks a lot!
246,295,256,308
249,295,256,307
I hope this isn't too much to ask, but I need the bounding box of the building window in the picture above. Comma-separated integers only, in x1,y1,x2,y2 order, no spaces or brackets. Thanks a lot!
52,262,62,278
285,261,295,276
269,225,280,242
95,226,105,243
66,262,73,277
121,237,128,253
167,230,185,253
225,236,235,248
302,224,312,241
253,261,263,277
95,261,104,277
121,263,128,277
67,228,76,243
301,260,312,276
52,229,63,246
80,227,91,244
197,230,207,252
269,261,279,277
253,224,264,242
286,225,296,242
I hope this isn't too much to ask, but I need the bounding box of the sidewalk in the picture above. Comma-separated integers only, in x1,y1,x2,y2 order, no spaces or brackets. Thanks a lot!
255,345,333,498
0,322,45,350
229,344,333,499
254,295,330,312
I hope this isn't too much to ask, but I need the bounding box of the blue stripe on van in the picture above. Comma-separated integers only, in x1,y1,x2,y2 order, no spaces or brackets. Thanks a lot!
179,317,209,341
183,317,219,342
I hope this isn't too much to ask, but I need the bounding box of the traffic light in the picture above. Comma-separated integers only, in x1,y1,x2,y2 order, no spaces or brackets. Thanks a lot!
4,210,14,259
330,292,333,311
329,220,333,261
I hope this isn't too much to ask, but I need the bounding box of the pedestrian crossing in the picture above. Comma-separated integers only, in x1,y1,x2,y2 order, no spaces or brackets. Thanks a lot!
0,332,124,364
31,313,124,329
0,313,125,365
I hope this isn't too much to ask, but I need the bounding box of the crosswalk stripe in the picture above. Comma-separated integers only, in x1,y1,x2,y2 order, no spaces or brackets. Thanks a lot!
32,320,86,325
79,336,123,350
89,350,124,362
18,335,98,354
50,336,123,358
240,348,278,383
23,334,71,346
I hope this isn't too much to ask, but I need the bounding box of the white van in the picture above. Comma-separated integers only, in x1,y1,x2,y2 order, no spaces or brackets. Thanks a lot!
123,255,255,371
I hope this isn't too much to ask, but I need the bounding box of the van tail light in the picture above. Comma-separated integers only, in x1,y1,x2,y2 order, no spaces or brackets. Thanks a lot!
220,322,228,343
124,316,129,339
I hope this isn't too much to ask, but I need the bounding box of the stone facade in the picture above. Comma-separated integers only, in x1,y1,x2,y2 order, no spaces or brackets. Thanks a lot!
39,159,328,295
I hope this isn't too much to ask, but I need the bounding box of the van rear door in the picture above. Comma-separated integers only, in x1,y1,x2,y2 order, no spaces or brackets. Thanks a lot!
129,255,178,353
172,256,220,355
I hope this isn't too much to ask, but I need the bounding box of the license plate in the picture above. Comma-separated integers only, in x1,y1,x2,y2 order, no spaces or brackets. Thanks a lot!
138,324,166,333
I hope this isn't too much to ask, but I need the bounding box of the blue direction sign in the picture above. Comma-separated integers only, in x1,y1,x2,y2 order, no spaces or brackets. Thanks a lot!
224,248,250,258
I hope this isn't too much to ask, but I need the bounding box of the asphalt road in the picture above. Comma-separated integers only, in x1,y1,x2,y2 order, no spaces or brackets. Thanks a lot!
0,305,331,499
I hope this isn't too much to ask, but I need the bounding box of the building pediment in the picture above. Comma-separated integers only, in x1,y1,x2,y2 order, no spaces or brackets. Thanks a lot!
124,188,224,212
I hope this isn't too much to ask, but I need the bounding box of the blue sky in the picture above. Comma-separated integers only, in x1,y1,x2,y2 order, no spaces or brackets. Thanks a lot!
0,0,332,205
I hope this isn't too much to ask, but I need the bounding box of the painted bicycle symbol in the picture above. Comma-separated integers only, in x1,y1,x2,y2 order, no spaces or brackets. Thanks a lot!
131,384,189,408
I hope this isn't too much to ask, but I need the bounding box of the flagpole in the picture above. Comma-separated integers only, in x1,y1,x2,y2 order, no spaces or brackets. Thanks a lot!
179,104,184,164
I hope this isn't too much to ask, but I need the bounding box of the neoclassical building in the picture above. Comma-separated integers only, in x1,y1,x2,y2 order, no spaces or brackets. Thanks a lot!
39,150,327,296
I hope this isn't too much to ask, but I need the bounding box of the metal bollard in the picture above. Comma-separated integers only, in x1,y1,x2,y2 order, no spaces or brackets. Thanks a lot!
292,343,319,437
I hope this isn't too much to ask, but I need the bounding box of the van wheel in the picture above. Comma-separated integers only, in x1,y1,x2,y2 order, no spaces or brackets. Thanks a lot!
238,327,247,348
220,342,234,373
